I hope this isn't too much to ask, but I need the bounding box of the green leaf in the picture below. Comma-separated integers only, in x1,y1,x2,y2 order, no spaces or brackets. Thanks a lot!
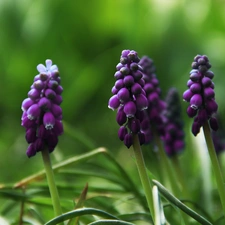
118,212,152,223
88,219,135,225
67,183,88,225
58,168,124,187
14,148,106,188
45,208,119,225
152,180,213,225
152,185,166,225
0,216,10,225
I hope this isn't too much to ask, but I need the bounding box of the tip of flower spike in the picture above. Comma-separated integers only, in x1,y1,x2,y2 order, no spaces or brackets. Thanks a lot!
37,64,46,73
37,59,58,74
45,59,53,69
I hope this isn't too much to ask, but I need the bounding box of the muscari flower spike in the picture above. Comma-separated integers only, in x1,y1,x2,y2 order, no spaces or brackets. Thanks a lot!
162,88,185,156
183,55,218,136
108,50,148,148
211,115,225,155
21,59,63,157
139,56,166,143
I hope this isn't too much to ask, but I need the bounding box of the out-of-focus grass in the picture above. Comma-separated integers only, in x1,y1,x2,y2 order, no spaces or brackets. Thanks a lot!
0,0,225,197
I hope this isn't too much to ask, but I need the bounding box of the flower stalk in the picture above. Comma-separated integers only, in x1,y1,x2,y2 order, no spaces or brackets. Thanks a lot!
41,147,62,217
203,121,225,215
154,131,181,196
183,54,225,215
132,134,155,221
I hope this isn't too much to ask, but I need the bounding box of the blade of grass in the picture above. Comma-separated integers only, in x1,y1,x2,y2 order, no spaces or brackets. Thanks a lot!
118,212,152,223
44,208,119,225
14,148,106,188
67,183,88,225
14,147,147,212
203,122,225,215
88,219,135,225
152,185,167,225
152,180,213,225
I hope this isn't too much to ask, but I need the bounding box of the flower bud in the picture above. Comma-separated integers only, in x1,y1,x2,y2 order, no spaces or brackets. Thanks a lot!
43,112,55,130
124,133,133,148
124,101,137,118
108,95,120,110
27,104,41,120
117,88,130,103
118,126,128,141
136,94,148,110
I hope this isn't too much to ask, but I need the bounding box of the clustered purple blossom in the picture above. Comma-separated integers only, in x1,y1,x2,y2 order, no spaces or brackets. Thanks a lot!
139,56,166,142
212,131,225,155
21,59,63,157
183,55,218,136
212,115,225,154
162,88,185,156
108,50,148,148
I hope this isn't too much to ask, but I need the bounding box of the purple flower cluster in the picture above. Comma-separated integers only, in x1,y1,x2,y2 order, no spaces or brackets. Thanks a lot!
139,56,166,142
183,55,218,136
21,59,63,157
162,88,185,156
108,50,148,148
212,115,225,154
212,131,225,155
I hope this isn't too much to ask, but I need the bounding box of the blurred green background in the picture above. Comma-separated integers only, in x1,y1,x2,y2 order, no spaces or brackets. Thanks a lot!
1,0,225,183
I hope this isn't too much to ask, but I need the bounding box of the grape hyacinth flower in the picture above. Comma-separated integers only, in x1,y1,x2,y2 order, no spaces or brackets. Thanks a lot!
212,131,225,155
162,88,188,198
163,88,185,156
183,54,225,215
109,50,155,219
108,50,148,148
140,57,183,198
212,115,225,155
139,56,166,141
21,59,63,157
183,55,218,136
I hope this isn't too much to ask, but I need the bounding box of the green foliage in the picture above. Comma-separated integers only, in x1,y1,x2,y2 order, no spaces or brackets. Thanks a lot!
1,0,225,224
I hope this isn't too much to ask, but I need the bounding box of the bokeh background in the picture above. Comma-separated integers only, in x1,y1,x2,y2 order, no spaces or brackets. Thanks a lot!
1,0,225,186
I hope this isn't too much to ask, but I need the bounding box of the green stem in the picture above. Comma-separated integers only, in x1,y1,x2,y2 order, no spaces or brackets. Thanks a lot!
41,148,62,217
203,122,225,215
132,134,155,221
103,151,149,211
171,155,189,198
154,132,180,196
154,132,189,225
